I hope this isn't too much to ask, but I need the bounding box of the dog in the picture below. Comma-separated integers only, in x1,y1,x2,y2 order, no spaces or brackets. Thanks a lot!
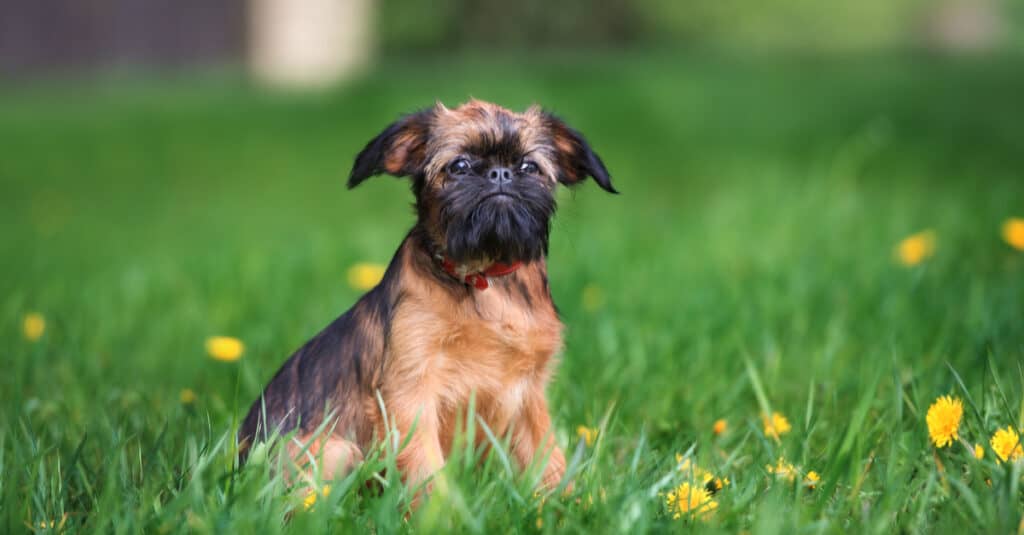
238,99,616,498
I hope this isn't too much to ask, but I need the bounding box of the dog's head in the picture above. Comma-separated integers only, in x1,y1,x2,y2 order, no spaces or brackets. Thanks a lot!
348,100,615,264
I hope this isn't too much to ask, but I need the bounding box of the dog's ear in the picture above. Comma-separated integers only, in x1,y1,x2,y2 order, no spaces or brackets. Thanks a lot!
348,109,434,188
543,112,617,194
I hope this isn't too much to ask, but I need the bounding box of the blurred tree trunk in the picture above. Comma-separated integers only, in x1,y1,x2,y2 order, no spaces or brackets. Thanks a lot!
923,0,1004,53
250,0,373,89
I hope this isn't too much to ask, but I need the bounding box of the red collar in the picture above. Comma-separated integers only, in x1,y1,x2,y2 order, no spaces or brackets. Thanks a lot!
438,256,522,290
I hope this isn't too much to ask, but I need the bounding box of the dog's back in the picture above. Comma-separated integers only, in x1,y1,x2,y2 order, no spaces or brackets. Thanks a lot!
237,245,402,457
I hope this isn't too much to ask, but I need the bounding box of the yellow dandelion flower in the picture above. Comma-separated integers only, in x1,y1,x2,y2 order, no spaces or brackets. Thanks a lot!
665,482,718,520
895,230,936,266
762,412,792,440
974,443,985,460
581,284,605,312
990,426,1023,463
804,470,820,490
205,336,244,362
23,312,45,341
676,456,728,495
577,425,598,447
925,395,962,448
347,262,386,291
766,457,797,482
712,419,727,436
303,484,331,510
179,388,196,404
1002,218,1024,251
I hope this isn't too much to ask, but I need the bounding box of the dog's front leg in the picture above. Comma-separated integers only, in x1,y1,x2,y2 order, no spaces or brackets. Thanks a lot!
390,396,445,505
512,392,567,491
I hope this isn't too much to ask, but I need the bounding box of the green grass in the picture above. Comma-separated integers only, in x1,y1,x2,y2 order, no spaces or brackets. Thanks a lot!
2,51,1024,533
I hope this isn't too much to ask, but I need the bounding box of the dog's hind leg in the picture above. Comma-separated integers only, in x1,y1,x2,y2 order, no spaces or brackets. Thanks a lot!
289,434,364,483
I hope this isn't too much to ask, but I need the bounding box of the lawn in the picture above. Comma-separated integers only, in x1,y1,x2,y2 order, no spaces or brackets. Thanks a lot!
2,51,1023,533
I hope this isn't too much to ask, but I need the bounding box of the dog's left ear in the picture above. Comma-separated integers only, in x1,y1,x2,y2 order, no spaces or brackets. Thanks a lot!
348,108,434,188
543,112,617,194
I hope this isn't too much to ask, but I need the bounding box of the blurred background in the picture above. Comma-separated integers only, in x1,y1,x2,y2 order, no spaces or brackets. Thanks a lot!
4,4,1024,530
2,0,1024,454
1,0,1023,82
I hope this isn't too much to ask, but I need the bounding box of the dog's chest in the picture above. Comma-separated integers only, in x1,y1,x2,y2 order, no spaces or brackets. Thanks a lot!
418,287,562,402
433,291,562,434
447,291,561,374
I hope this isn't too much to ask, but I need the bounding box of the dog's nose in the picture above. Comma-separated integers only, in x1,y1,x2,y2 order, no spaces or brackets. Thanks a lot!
487,167,513,185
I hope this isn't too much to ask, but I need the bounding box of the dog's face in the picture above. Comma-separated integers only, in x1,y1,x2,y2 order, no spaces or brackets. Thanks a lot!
349,100,615,263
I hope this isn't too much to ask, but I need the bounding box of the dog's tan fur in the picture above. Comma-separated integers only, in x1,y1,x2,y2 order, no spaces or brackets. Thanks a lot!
286,240,564,490
380,242,562,487
240,100,614,499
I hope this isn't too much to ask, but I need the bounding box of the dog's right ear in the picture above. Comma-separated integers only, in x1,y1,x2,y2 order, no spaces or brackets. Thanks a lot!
348,109,434,188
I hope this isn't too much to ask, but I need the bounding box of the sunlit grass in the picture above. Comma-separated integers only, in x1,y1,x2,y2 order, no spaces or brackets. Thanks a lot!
2,52,1024,533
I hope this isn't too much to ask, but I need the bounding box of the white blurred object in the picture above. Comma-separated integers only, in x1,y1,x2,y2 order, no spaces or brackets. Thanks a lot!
925,0,1004,53
250,0,372,88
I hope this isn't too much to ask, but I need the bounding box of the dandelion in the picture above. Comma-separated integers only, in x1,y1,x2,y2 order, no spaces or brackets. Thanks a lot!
303,484,331,510
762,412,792,440
581,284,605,312
974,443,985,460
577,425,598,447
804,470,820,490
925,395,962,448
712,419,727,436
23,312,45,341
665,482,718,520
676,455,729,494
896,230,936,266
205,336,244,362
990,426,1023,463
347,262,386,291
1002,217,1024,251
179,388,196,405
766,457,797,482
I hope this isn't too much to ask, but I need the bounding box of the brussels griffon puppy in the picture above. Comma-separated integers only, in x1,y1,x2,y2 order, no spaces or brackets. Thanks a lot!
238,99,616,496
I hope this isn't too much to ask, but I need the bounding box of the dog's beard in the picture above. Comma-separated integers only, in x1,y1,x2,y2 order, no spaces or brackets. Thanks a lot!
438,182,555,264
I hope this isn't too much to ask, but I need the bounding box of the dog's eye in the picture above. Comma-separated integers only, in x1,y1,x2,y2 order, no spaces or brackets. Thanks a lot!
448,159,472,176
519,161,539,175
